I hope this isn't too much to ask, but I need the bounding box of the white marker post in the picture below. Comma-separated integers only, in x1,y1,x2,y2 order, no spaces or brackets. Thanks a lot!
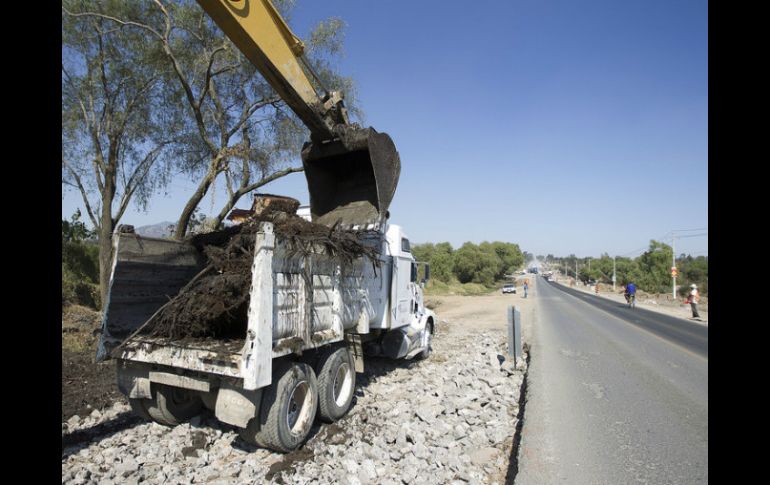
508,306,522,368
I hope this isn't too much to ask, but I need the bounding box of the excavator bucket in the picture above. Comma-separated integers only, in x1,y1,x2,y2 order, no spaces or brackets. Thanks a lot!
301,127,401,230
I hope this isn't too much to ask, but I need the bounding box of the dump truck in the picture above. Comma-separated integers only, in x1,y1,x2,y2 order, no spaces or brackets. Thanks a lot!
98,218,435,452
96,0,435,452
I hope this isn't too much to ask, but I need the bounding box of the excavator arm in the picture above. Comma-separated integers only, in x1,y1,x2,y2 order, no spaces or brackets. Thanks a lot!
197,0,400,229
197,0,346,140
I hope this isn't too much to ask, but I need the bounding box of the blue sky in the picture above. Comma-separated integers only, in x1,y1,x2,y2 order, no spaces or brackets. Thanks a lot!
62,0,708,258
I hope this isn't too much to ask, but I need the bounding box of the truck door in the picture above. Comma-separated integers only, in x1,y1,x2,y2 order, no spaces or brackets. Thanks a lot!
392,237,414,328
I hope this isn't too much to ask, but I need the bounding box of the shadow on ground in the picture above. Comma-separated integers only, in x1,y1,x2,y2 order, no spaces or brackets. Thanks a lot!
62,410,144,458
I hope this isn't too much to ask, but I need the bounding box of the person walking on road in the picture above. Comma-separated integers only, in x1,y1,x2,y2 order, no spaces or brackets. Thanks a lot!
688,284,701,319
523,279,529,298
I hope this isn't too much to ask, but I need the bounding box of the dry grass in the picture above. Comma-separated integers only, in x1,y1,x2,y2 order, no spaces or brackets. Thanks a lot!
62,305,100,354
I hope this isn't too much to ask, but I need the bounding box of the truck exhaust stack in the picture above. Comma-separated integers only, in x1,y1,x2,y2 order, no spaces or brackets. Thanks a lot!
301,126,400,230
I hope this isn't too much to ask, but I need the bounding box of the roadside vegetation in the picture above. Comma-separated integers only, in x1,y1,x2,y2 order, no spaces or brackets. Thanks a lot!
62,210,101,310
412,241,525,296
544,240,708,296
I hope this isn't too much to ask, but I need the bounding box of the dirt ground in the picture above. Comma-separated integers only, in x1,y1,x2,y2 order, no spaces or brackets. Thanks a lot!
428,275,538,344
62,305,124,421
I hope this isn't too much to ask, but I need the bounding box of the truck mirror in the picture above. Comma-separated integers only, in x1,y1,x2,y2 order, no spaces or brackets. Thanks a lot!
424,264,430,281
411,262,417,283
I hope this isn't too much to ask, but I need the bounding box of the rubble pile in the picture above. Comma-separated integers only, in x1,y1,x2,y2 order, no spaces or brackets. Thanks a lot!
63,325,527,484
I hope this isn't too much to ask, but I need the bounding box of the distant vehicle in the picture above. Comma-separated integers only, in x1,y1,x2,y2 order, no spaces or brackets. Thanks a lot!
547,276,554,282
502,284,517,294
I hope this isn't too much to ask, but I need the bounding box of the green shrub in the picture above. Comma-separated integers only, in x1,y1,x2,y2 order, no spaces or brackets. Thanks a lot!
62,240,100,309
423,279,495,296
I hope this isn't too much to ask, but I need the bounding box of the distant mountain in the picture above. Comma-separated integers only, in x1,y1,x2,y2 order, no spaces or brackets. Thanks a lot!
135,221,175,239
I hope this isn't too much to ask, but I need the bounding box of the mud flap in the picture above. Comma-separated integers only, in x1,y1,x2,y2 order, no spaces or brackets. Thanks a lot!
345,333,365,373
302,126,400,229
215,383,263,428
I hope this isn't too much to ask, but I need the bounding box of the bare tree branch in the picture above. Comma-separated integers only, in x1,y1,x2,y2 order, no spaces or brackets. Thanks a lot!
62,7,164,40
211,165,304,228
62,65,92,131
63,159,100,230
114,143,168,223
197,45,227,107
226,96,281,140
242,166,304,195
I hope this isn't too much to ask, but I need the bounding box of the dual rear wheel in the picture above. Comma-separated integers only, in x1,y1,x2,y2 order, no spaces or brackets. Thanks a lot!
238,346,356,452
127,346,356,453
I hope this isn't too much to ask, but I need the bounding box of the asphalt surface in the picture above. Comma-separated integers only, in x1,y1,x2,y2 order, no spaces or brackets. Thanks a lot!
515,276,708,484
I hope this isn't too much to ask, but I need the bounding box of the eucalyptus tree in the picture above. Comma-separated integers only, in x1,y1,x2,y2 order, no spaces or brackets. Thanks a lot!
62,0,180,303
64,0,360,240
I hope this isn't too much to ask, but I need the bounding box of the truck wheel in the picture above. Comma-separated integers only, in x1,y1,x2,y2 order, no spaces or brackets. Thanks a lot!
316,346,355,423
416,322,433,360
240,361,318,452
145,384,203,426
128,398,152,421
200,390,218,411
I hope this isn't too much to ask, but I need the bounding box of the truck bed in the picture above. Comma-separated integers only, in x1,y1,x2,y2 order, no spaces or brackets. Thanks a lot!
98,222,391,390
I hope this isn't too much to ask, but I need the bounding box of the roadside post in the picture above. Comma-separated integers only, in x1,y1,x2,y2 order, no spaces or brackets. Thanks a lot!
508,306,522,368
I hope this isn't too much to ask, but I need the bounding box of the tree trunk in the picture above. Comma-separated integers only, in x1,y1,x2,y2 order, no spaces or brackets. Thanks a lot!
98,224,114,309
174,168,216,240
211,191,242,230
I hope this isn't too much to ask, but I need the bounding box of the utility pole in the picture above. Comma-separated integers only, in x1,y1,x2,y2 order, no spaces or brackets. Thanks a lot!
672,234,677,299
575,260,578,284
613,256,616,292
669,228,707,298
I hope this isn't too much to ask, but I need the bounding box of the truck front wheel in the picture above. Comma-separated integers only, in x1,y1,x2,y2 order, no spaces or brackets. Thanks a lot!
416,321,434,360
316,346,356,423
240,361,318,452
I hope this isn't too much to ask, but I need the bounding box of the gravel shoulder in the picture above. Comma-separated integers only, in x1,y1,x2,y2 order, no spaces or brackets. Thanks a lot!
63,289,535,484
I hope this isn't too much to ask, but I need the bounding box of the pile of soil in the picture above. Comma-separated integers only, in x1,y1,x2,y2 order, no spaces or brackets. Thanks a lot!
138,211,382,341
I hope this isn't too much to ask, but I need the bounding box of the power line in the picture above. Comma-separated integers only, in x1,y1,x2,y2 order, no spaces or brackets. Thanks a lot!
618,246,647,258
672,227,708,232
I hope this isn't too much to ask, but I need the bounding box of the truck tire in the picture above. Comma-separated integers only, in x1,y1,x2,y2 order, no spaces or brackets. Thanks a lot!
239,361,318,452
128,398,152,421
145,384,203,427
315,346,356,423
416,321,433,360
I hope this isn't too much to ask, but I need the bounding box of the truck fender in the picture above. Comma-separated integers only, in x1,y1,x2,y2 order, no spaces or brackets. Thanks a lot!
418,310,437,345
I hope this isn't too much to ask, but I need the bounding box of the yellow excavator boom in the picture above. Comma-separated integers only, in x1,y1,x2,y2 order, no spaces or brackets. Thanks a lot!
197,0,345,140
197,0,400,229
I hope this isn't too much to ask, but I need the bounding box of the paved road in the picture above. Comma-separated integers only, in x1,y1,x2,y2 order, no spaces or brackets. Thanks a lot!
515,276,708,484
